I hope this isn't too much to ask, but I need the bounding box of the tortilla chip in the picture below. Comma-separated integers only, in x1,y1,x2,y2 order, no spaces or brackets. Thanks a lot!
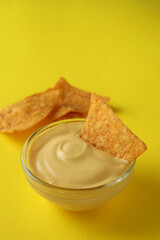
55,112,87,121
0,78,110,133
51,78,110,121
0,89,60,133
80,93,147,162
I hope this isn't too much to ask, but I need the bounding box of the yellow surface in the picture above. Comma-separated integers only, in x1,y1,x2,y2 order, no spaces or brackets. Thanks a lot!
0,0,160,239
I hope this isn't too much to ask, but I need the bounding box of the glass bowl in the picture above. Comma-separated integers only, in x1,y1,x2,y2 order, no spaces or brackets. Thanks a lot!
21,118,136,212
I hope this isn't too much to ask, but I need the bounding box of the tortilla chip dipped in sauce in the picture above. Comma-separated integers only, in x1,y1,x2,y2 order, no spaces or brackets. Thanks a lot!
80,93,147,162
27,120,130,189
27,94,147,189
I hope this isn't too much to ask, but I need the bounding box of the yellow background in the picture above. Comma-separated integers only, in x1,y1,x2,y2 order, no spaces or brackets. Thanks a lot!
0,0,160,239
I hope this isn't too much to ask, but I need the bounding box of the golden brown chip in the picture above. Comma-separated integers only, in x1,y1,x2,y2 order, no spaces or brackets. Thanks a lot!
0,89,60,133
80,93,147,162
0,78,110,133
51,78,110,121
55,112,87,121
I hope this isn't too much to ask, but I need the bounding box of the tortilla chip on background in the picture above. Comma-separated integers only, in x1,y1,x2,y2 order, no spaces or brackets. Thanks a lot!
0,89,60,133
55,111,87,121
80,93,147,162
51,77,110,121
0,78,110,133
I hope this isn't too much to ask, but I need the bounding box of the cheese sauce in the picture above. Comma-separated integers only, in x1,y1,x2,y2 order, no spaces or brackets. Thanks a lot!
28,122,129,189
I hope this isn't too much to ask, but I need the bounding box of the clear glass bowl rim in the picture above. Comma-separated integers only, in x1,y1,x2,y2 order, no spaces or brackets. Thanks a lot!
21,118,136,192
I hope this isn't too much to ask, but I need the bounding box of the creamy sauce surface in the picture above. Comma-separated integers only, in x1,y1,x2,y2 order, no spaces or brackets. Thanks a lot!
28,122,129,189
